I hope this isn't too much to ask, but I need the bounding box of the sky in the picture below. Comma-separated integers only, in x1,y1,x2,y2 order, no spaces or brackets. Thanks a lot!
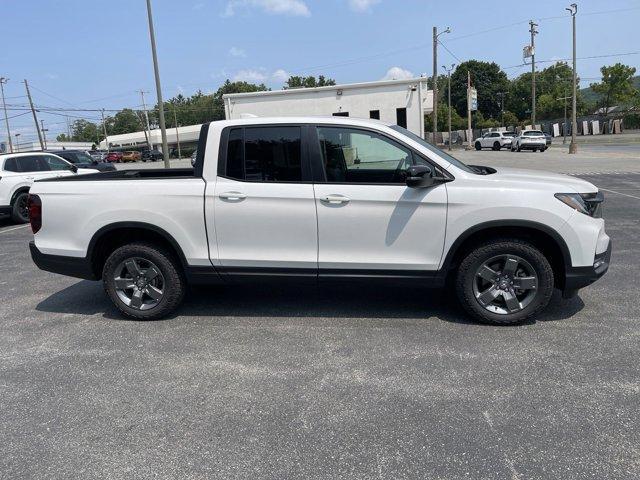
2,0,639,142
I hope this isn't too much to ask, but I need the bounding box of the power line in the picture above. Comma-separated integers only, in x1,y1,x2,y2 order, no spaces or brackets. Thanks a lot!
438,40,462,63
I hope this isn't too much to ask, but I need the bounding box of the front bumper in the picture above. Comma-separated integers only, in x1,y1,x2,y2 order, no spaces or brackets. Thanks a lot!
563,239,612,294
29,241,98,280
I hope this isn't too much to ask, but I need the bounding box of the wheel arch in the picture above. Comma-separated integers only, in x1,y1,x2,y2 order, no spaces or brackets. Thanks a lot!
87,222,189,279
441,220,572,288
10,186,31,205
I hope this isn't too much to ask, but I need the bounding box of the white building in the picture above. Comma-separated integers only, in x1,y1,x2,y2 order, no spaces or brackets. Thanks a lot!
98,124,202,151
223,78,433,138
3,140,94,153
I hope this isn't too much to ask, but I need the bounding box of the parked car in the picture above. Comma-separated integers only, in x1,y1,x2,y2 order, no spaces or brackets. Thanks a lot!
511,130,547,152
88,150,108,162
105,151,123,163
190,149,198,167
544,133,553,146
0,152,98,223
474,131,516,151
141,149,163,162
121,151,141,163
50,150,116,172
29,117,611,325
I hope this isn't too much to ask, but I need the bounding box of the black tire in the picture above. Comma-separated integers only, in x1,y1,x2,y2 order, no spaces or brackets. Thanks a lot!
541,147,547,152
455,239,554,325
11,191,29,223
475,141,482,151
516,145,522,152
103,242,185,320
493,141,501,151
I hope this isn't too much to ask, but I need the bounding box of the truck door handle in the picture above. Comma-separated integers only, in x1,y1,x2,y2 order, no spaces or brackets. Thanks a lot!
25,176,35,181
219,191,247,201
321,194,350,205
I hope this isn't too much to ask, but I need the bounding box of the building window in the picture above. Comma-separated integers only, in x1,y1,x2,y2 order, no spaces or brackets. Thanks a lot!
369,110,380,120
396,108,407,129
332,112,349,117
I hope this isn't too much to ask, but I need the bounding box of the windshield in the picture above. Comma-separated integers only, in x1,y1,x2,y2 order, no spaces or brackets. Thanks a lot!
389,125,474,173
60,152,93,164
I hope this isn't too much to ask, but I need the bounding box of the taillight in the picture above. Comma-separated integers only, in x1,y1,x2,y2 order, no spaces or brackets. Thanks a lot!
28,194,42,234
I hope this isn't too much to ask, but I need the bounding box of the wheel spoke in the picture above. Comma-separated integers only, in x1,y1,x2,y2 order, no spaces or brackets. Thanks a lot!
477,286,500,306
502,291,521,312
513,276,537,290
145,285,163,301
503,257,519,276
145,266,161,281
114,278,134,290
477,265,498,283
125,259,142,277
130,289,144,309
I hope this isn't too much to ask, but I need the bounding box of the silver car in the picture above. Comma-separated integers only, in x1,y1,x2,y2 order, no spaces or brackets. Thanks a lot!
190,149,197,167
511,130,547,152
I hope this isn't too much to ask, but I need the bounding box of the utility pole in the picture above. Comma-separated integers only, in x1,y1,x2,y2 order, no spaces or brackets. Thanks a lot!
66,115,71,141
139,90,153,149
567,3,578,154
145,0,170,168
0,78,13,153
173,106,181,160
40,120,48,150
14,133,20,151
432,26,450,144
101,109,109,150
466,71,472,150
557,92,571,145
24,79,44,150
442,64,455,151
529,20,538,126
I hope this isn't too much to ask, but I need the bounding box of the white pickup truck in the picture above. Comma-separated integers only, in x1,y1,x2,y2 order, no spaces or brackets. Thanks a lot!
1,152,98,223
28,117,611,325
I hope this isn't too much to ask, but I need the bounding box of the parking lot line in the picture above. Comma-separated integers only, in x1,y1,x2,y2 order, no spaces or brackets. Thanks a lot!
0,225,29,234
598,188,640,200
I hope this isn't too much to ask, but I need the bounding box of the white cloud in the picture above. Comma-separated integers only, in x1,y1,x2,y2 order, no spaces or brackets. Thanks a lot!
348,0,380,12
229,46,247,57
381,66,414,81
232,68,290,85
224,0,310,17
272,68,290,82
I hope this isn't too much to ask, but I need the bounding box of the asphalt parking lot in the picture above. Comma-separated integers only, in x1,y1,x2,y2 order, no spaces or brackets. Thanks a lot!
1,148,639,479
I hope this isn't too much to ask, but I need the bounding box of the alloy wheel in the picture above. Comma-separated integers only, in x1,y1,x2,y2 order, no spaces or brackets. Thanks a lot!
472,254,538,315
113,257,165,310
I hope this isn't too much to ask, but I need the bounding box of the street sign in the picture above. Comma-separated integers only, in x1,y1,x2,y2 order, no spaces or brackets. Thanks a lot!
469,88,478,111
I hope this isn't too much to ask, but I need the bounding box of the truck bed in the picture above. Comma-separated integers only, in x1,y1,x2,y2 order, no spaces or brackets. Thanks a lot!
39,168,196,182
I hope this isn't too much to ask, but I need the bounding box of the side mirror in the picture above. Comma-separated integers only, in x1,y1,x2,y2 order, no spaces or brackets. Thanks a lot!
405,164,434,188
70,165,78,173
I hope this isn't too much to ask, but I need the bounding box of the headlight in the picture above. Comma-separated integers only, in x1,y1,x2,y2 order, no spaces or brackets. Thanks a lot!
555,192,604,217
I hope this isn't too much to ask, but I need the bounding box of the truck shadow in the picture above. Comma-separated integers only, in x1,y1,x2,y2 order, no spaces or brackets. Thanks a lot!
36,280,585,326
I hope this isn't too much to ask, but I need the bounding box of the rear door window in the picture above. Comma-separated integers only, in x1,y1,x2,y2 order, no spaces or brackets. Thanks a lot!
15,155,50,172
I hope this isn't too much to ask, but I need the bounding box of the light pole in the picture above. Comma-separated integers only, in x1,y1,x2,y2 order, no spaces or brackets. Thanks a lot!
14,133,20,151
432,26,450,143
557,92,571,145
529,21,538,126
0,77,13,153
145,0,170,167
497,92,506,127
567,3,578,154
442,64,455,151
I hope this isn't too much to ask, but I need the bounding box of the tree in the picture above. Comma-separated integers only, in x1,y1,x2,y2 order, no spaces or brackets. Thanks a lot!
107,109,144,135
590,63,638,115
284,75,336,89
450,61,509,121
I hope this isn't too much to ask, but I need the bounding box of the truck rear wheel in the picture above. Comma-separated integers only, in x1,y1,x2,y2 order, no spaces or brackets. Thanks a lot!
11,192,29,224
102,242,185,320
455,239,554,325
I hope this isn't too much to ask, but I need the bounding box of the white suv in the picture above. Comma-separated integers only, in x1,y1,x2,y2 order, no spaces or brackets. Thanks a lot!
511,130,547,152
0,152,98,223
475,131,515,151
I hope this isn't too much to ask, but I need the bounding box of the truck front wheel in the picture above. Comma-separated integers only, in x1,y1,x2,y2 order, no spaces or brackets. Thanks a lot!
102,242,185,320
455,239,554,325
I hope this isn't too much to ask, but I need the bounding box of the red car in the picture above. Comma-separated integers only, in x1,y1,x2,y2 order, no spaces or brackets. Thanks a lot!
105,151,123,163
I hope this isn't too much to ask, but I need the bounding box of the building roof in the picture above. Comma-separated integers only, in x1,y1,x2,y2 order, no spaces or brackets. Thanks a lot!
223,77,429,100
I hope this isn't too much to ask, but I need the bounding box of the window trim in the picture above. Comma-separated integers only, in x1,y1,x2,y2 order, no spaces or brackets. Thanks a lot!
216,124,313,184
309,124,454,186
